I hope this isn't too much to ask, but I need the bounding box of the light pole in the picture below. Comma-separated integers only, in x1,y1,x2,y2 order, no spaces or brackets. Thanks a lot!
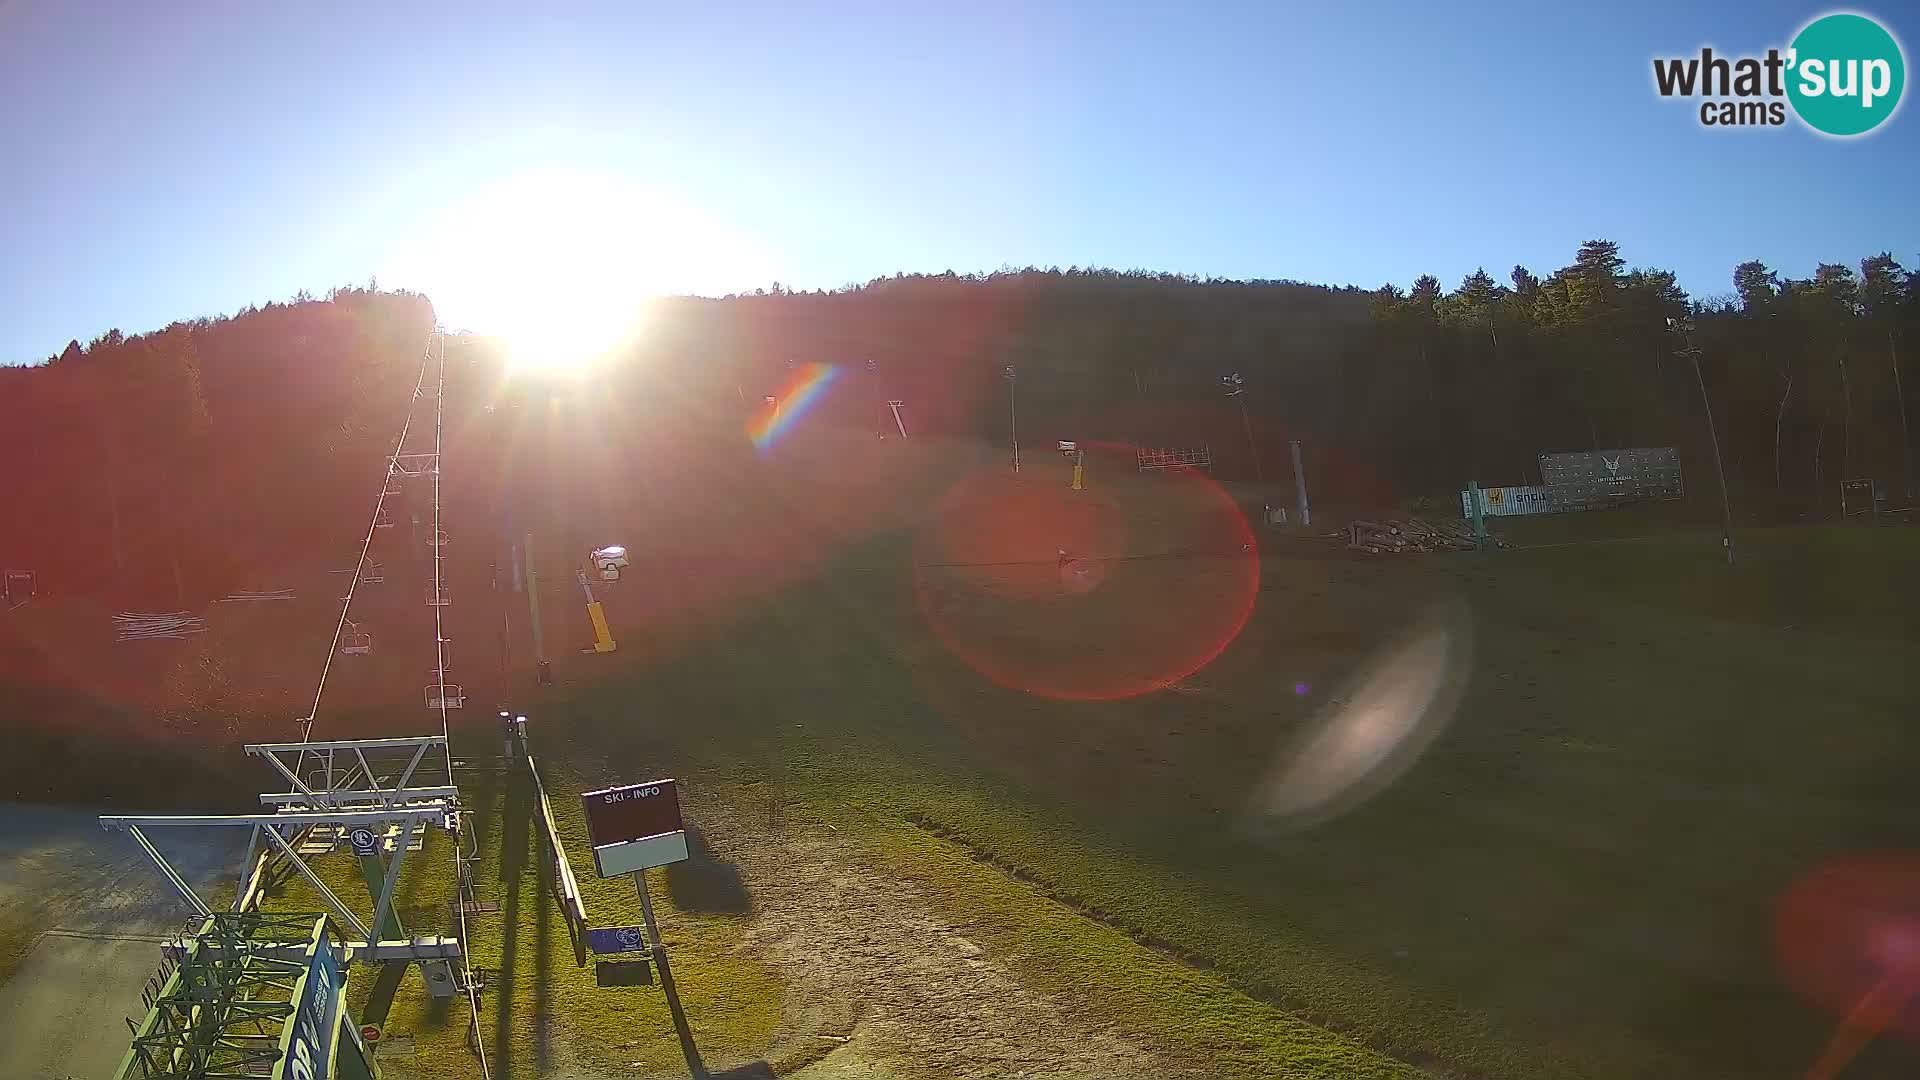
1004,364,1020,473
1221,372,1264,483
1670,317,1736,565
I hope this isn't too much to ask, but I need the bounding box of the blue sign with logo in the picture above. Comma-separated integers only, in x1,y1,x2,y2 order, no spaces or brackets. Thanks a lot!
587,925,649,955
281,935,343,1080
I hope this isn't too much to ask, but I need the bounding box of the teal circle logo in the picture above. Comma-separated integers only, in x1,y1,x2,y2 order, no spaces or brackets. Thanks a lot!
1787,13,1905,136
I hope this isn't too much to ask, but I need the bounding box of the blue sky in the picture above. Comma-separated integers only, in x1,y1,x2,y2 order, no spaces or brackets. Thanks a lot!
2,0,1914,363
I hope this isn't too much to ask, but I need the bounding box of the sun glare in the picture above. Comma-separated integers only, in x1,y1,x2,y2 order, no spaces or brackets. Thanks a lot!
386,168,764,378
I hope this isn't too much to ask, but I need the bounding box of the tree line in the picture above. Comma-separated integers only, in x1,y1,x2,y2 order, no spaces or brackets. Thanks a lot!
2,243,1915,610
0,285,434,608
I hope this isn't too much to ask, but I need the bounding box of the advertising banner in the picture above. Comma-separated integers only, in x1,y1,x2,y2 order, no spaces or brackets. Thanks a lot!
1538,448,1683,509
1459,485,1557,518
279,934,343,1080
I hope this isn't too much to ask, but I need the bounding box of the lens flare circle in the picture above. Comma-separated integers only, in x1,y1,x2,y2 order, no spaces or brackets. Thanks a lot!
1777,853,1920,1042
913,451,1259,701
1242,604,1469,832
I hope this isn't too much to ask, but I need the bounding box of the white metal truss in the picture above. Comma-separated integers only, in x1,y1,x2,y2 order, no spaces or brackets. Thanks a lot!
1136,445,1213,472
245,735,455,812
178,934,463,964
390,452,439,478
99,805,448,947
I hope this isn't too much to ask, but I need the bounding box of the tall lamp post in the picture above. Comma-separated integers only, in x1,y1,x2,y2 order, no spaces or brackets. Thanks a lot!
1004,364,1021,473
1670,317,1736,565
1221,372,1264,482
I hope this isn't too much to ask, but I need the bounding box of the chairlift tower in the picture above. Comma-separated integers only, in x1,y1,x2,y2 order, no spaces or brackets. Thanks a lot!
102,736,461,941
114,911,382,1080
104,328,495,1078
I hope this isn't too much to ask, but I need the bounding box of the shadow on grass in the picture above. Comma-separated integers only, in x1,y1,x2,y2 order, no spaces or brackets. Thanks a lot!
534,815,555,1074
492,767,533,1080
665,826,751,915
360,959,410,1026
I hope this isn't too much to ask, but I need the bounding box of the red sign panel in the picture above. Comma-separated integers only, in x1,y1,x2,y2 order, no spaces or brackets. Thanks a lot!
581,779,683,847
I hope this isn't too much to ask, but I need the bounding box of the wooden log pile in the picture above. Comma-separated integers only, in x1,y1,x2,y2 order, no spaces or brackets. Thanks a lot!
114,611,208,641
218,588,295,602
1342,516,1507,555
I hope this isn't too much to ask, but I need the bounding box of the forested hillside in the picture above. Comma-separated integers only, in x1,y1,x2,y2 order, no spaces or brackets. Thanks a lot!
3,241,1915,610
652,242,1920,527
0,286,436,608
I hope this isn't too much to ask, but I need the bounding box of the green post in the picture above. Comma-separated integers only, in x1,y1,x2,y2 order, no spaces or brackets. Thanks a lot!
1468,480,1488,547
526,531,553,685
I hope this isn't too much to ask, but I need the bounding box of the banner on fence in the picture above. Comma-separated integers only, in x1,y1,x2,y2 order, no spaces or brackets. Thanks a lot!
1459,485,1557,519
1537,448,1683,509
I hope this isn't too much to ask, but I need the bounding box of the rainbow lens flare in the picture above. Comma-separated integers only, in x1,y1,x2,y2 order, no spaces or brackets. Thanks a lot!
748,362,840,450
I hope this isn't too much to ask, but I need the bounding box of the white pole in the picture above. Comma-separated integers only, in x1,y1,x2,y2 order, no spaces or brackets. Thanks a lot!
1290,441,1311,527
1009,379,1020,473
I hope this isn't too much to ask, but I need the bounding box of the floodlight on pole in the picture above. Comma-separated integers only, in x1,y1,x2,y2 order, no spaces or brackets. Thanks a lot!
1222,373,1264,483
1004,365,1020,473
1669,317,1736,565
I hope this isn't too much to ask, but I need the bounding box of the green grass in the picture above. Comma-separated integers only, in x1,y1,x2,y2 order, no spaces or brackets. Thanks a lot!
521,495,1920,1080
100,478,1920,1079
828,796,1421,1079
263,758,782,1078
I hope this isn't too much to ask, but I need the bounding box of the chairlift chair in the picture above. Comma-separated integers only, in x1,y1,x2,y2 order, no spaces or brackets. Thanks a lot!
375,506,396,529
339,622,373,656
426,584,450,607
425,681,465,710
430,529,451,549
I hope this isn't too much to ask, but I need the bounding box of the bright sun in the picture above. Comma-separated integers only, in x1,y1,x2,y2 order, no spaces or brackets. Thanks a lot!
389,169,762,377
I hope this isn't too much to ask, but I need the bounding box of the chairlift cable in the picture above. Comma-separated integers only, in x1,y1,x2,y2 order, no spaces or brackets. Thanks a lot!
298,337,434,753
429,330,490,1080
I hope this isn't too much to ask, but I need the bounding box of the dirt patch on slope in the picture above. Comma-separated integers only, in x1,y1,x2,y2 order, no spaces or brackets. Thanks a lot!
697,800,1201,1080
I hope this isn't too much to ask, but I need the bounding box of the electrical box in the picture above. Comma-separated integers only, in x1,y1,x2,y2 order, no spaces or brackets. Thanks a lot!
420,959,458,999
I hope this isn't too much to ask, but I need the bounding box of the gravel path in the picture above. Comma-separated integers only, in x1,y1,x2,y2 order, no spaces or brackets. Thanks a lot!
700,802,1198,1080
